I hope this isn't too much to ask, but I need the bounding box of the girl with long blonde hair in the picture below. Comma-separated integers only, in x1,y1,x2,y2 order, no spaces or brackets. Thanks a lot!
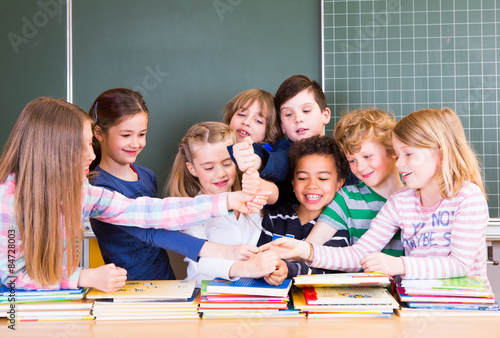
166,121,282,286
265,108,490,287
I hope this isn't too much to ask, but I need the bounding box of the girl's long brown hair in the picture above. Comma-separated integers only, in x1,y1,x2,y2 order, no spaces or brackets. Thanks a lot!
0,97,92,286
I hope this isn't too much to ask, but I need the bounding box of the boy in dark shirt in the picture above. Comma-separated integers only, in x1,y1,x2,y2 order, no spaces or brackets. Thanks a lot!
257,135,350,278
230,75,358,209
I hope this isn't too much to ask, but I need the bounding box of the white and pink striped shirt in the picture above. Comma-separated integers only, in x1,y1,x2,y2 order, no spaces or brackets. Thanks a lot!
311,182,490,286
0,174,228,290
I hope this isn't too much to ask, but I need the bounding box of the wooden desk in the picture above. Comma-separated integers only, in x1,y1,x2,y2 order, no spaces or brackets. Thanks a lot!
2,315,500,338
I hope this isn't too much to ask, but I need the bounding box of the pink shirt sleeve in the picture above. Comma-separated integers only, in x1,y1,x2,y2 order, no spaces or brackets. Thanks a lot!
82,182,229,230
309,196,401,271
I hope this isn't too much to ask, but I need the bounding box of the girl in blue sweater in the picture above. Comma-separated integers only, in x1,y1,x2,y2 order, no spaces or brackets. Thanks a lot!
88,88,261,280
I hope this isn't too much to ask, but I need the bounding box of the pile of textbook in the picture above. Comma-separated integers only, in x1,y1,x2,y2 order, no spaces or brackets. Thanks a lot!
87,280,199,320
291,272,399,318
0,286,92,322
198,278,300,318
396,276,500,317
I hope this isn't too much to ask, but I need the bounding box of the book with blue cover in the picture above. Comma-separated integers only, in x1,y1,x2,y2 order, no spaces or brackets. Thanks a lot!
0,285,86,304
206,278,292,297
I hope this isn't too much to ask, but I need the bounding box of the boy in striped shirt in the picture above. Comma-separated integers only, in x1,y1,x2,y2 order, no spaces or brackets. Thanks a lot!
307,109,405,259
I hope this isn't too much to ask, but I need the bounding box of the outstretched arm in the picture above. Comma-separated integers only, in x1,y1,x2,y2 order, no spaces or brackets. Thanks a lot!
228,250,280,279
117,225,205,261
84,183,269,231
261,203,399,273
306,221,339,245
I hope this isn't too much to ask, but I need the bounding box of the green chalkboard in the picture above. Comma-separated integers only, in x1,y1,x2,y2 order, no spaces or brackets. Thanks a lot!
323,0,500,217
72,0,321,191
0,0,67,147
0,0,321,278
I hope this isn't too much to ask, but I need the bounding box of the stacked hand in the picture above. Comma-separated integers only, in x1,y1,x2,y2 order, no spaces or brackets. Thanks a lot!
259,237,310,261
229,250,279,279
231,137,277,212
264,259,288,286
242,167,261,196
225,244,260,261
227,190,270,214
232,136,257,172
360,253,405,276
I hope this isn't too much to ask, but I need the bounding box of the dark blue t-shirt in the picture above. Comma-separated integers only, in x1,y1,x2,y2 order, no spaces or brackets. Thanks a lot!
89,165,205,280
229,137,359,210
257,203,349,278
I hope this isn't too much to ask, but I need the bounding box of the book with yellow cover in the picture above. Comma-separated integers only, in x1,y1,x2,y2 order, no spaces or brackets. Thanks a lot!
86,280,196,301
291,288,399,312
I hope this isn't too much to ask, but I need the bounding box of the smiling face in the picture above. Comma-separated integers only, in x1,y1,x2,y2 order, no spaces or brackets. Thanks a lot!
185,140,236,195
393,135,442,194
83,120,96,177
292,154,343,220
95,112,148,169
279,89,331,142
229,100,267,143
346,141,396,192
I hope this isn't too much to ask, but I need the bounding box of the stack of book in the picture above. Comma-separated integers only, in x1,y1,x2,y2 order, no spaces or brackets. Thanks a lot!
291,272,399,318
395,276,500,317
0,286,93,321
87,280,200,320
198,278,300,318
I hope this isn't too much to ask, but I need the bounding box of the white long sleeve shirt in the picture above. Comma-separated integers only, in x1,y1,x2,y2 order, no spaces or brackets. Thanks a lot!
182,212,262,287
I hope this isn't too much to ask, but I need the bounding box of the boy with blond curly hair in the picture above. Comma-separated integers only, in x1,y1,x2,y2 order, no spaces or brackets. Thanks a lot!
307,108,404,258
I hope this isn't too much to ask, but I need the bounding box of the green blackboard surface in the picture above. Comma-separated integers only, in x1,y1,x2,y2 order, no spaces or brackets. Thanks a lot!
0,0,67,148
73,0,321,191
323,0,500,217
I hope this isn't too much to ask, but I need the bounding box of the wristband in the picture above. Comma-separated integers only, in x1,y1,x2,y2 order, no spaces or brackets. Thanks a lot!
305,242,313,262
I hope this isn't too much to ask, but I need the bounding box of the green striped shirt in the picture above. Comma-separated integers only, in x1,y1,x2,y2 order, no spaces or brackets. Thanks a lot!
318,182,403,257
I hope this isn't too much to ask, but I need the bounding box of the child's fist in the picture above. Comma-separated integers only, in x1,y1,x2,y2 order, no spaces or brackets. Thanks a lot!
232,138,256,172
242,167,261,196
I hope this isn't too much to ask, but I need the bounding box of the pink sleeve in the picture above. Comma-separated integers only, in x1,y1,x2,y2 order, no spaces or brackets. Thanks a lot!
309,197,401,271
82,183,229,230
